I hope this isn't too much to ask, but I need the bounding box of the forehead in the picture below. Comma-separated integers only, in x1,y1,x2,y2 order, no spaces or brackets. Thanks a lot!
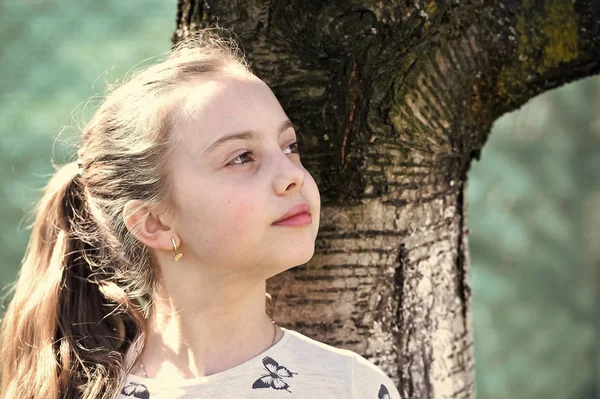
172,72,288,153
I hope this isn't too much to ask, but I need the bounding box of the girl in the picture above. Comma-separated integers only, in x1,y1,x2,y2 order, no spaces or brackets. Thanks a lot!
0,28,401,399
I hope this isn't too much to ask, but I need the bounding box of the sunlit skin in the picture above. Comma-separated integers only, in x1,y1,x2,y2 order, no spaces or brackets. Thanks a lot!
123,68,321,380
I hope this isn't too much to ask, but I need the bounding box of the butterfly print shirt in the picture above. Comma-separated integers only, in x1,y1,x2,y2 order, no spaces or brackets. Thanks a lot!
118,327,401,399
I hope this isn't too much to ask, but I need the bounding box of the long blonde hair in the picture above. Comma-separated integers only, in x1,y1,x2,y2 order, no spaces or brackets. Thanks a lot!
0,28,252,399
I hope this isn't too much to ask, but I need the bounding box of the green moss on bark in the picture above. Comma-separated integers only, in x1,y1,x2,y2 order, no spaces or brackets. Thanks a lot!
497,0,579,98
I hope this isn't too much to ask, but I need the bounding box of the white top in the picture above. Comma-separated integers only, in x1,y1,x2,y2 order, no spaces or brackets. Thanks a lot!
118,326,401,398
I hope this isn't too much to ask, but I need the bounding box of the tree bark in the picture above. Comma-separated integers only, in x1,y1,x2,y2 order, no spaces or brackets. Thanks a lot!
171,1,600,398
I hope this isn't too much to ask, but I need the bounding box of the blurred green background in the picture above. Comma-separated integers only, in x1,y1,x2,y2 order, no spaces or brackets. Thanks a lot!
0,1,598,398
469,77,600,398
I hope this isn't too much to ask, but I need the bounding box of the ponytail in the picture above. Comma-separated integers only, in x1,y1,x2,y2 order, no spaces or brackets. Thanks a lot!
0,162,139,399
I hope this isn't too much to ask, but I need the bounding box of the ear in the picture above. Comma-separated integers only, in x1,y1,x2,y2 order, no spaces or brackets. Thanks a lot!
122,199,178,252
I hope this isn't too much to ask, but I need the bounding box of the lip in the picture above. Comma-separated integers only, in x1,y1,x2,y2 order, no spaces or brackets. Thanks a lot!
272,203,311,225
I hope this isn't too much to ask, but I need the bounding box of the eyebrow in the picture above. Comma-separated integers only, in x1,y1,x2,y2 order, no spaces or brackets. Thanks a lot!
203,119,296,155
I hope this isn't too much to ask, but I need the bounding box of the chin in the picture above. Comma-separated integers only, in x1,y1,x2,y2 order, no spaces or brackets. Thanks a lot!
293,243,316,267
268,244,315,275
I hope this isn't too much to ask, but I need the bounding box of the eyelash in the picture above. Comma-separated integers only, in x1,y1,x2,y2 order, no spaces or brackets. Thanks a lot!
227,142,300,167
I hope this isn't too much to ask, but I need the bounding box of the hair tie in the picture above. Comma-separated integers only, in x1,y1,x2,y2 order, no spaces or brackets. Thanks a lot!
76,148,86,176
76,158,85,177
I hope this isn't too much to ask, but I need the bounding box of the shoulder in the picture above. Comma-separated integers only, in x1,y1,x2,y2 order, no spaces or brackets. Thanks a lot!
283,328,356,358
350,352,401,399
283,329,401,398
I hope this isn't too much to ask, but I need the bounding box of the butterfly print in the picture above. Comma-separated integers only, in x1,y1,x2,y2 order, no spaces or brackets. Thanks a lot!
251,356,298,393
378,384,391,399
121,382,150,399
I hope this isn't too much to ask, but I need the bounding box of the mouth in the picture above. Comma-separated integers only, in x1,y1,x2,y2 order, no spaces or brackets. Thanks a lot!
272,203,312,227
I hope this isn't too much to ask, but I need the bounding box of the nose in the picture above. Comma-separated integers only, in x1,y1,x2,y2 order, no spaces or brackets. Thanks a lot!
273,151,305,195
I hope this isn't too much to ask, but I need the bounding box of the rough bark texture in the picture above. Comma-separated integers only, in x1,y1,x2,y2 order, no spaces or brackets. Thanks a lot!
171,1,600,398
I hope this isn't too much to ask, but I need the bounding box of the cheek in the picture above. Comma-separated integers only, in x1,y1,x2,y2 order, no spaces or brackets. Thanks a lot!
183,194,264,254
231,200,261,223
218,196,264,236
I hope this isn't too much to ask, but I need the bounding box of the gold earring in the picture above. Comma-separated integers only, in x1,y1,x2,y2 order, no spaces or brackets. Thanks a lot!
171,237,183,262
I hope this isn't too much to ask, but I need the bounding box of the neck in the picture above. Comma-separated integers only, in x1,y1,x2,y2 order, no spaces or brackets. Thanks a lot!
134,279,282,380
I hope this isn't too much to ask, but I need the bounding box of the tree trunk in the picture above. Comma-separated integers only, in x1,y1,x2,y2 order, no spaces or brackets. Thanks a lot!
171,1,600,398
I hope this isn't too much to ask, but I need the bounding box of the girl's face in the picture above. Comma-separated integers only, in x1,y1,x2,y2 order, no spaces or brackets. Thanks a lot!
166,71,320,280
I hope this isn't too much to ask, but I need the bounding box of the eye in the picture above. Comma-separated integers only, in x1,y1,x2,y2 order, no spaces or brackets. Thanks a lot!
283,141,300,155
227,150,255,167
226,142,300,167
